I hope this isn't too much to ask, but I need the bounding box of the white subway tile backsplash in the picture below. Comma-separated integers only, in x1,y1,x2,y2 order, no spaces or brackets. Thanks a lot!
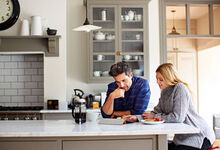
11,69,24,75
0,55,10,61
25,69,38,75
0,90,4,95
0,54,44,106
5,89,17,96
11,55,24,61
18,76,32,82
11,96,25,102
4,62,18,68
32,75,43,82
11,82,24,88
25,82,38,88
5,76,18,82
24,55,38,61
18,62,31,68
18,89,31,96
32,89,43,96
32,62,43,68
0,83,11,89
0,69,11,75
25,96,38,102
0,96,11,102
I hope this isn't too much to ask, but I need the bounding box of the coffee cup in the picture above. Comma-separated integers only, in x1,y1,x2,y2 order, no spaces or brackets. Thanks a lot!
87,112,99,122
123,55,131,60
136,34,140,40
137,14,142,21
94,71,101,77
97,55,105,61
133,55,138,60
125,15,129,21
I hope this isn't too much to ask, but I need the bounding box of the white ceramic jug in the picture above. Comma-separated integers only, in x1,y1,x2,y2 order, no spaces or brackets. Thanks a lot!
20,19,30,36
31,16,42,35
128,10,135,21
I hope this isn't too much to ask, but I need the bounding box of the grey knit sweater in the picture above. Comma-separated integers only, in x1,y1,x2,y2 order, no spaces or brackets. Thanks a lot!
152,83,215,149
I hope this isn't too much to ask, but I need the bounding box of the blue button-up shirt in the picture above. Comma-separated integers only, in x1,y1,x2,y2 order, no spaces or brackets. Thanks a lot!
101,76,151,118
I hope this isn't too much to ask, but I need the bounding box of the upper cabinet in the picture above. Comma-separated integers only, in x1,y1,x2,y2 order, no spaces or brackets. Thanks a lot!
87,0,150,83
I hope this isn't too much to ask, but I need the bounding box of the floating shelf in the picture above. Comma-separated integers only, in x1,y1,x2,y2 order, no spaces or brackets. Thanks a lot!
0,35,61,57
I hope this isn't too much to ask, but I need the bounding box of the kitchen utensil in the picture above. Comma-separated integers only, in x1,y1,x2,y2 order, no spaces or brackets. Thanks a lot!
47,28,57,35
72,99,87,124
31,16,43,35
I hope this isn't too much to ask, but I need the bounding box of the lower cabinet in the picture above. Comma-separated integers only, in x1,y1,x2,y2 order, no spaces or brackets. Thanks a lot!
63,138,154,150
0,141,57,150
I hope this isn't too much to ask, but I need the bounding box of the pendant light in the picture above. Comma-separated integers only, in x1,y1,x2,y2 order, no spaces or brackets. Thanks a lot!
168,10,180,35
73,0,101,32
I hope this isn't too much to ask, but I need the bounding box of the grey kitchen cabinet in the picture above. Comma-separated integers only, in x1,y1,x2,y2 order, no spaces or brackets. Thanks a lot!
87,0,150,83
0,141,58,150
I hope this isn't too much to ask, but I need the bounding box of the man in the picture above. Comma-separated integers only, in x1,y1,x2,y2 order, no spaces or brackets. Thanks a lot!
101,61,151,119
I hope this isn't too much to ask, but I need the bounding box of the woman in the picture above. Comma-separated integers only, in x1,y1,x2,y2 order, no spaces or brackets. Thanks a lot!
143,63,215,150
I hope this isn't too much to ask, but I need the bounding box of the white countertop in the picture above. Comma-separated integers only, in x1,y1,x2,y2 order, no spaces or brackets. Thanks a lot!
40,109,100,113
0,120,200,137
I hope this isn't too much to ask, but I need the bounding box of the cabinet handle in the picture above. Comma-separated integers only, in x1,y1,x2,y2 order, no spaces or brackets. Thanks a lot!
116,51,122,56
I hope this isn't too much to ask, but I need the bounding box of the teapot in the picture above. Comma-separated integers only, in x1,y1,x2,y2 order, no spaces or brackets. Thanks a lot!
95,31,105,40
128,10,135,21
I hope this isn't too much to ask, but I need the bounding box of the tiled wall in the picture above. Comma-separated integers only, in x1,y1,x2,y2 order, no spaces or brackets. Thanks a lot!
0,54,44,106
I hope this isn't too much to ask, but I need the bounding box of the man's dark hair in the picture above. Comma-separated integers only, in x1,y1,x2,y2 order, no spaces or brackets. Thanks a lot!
109,61,132,77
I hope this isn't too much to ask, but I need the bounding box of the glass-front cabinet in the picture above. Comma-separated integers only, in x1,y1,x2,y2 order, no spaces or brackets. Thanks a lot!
88,0,149,82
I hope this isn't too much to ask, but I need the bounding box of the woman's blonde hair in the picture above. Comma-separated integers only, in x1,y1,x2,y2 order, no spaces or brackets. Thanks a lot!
156,63,192,94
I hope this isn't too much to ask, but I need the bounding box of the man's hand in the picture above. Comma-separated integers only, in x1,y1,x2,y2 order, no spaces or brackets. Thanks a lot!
142,112,154,119
111,88,125,99
124,115,138,122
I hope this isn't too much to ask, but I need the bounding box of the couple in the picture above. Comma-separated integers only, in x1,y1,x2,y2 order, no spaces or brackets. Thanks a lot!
101,61,215,150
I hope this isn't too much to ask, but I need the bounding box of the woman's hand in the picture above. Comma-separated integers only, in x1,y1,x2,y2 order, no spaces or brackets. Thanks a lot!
124,115,138,122
142,112,155,119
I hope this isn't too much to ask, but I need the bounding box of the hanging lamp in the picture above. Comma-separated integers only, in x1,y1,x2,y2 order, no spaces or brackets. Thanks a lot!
73,0,101,32
168,10,180,35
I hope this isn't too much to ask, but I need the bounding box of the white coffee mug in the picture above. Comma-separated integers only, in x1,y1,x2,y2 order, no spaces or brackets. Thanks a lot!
97,55,105,61
94,71,101,77
87,112,99,122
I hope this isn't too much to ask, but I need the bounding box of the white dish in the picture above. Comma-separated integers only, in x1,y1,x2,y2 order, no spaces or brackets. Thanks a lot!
141,119,164,125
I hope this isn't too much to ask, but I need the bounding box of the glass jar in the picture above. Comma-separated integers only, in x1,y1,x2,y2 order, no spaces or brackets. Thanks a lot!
72,99,87,124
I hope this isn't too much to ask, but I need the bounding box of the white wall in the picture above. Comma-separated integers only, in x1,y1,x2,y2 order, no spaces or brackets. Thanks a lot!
67,0,161,108
0,0,67,108
198,46,220,127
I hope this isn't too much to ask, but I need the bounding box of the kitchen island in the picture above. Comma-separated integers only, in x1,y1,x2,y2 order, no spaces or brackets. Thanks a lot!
0,120,199,150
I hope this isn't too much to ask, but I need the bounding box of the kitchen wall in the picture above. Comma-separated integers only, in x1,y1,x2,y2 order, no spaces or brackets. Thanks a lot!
0,0,160,109
0,0,67,108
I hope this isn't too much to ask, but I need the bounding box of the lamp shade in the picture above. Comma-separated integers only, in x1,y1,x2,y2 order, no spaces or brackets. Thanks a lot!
72,0,102,32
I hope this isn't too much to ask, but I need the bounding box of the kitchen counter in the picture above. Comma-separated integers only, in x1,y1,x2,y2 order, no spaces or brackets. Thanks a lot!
0,120,199,150
40,108,100,113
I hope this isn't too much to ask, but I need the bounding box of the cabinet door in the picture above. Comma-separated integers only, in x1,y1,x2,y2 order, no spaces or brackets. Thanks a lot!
90,6,117,81
120,6,145,77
